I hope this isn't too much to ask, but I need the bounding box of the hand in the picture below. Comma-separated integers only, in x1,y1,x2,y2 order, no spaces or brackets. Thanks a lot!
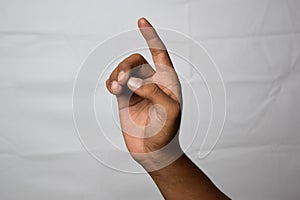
106,18,230,199
106,18,182,166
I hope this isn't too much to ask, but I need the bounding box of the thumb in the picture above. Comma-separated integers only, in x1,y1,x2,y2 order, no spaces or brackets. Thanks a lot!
127,77,175,108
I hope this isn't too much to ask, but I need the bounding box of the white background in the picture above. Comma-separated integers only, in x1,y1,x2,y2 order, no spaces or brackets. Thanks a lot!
0,0,300,199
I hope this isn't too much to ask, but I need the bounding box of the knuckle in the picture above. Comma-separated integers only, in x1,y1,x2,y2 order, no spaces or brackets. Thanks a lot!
118,62,127,71
151,48,166,57
106,79,112,93
109,67,119,81
131,53,143,60
131,53,147,66
106,79,110,87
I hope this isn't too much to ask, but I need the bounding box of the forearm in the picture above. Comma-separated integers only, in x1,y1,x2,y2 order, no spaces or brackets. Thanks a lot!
146,154,230,200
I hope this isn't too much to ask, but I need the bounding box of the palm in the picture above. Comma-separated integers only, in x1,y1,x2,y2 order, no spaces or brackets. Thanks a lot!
117,68,181,153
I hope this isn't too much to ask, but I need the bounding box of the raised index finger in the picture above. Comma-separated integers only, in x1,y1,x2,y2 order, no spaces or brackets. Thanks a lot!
138,18,173,68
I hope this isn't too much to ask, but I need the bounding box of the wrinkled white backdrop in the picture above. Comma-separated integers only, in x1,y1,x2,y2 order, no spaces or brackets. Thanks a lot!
1,0,300,199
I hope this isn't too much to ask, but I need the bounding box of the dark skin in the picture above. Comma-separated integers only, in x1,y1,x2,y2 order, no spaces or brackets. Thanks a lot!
106,17,230,200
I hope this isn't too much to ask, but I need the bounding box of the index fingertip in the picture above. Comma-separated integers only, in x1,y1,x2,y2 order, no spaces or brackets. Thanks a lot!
138,17,152,28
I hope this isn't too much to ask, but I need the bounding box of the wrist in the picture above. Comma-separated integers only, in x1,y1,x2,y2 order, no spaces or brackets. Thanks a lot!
131,134,184,172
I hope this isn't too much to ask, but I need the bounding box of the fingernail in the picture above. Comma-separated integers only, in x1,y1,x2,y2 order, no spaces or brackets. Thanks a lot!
111,81,118,89
118,71,125,82
111,81,121,93
127,77,143,89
